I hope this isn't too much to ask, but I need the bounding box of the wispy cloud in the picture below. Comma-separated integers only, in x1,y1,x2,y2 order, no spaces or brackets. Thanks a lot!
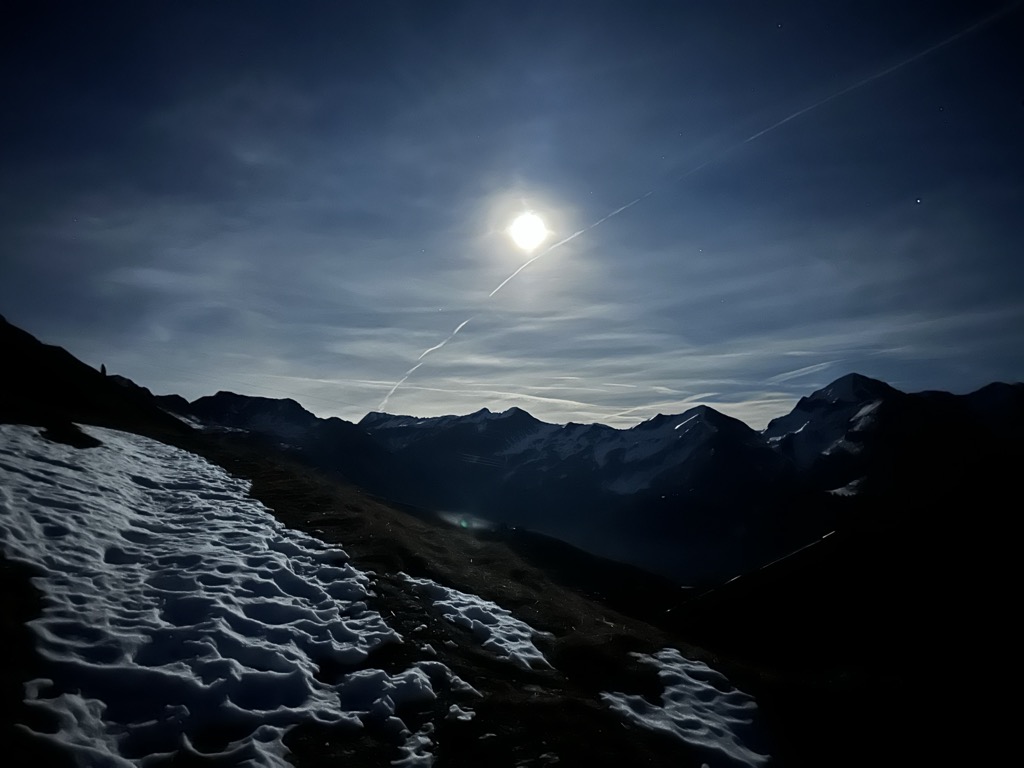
2,2,1019,431
768,361,838,385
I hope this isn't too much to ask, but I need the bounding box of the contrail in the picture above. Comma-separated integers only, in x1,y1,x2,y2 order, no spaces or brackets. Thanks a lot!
489,0,1021,300
378,361,423,411
491,0,1019,296
743,1,1020,145
418,317,473,360
487,193,655,299
378,2,1018,410
377,318,474,410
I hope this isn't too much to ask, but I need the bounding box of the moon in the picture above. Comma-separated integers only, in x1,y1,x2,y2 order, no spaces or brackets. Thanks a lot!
507,211,549,252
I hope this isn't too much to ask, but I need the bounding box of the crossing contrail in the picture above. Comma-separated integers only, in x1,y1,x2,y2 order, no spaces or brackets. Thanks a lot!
377,318,474,410
377,2,1018,411
489,0,1019,298
489,191,656,297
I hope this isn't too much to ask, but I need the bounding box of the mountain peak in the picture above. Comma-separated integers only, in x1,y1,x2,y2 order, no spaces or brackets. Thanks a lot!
358,411,391,427
808,373,897,405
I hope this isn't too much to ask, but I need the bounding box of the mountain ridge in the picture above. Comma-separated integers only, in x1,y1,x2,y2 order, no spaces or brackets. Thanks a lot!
172,368,1023,578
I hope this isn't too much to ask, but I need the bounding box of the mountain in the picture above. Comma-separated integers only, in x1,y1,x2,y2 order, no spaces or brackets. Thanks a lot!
190,391,323,439
0,314,192,444
7,310,1021,586
355,403,815,584
167,368,1024,586
2,314,1014,766
764,372,1024,527
187,390,401,494
181,392,816,583
0,318,778,767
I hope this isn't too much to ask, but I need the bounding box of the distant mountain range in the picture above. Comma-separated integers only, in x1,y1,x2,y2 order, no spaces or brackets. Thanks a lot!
174,365,1024,586
4,312,1022,586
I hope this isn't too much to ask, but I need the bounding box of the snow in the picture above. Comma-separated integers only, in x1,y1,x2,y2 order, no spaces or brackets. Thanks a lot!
822,436,862,457
850,399,881,432
392,722,435,767
497,412,715,473
446,704,475,721
498,422,585,461
674,413,700,430
401,573,552,670
498,408,725,495
810,373,891,405
764,396,878,471
602,648,769,768
827,477,864,497
0,424,467,767
0,421,780,766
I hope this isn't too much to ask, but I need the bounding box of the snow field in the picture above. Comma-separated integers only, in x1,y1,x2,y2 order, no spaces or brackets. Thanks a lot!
0,423,772,767
602,648,769,767
0,425,465,767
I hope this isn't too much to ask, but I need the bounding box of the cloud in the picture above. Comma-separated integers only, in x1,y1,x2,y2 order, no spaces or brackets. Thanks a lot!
2,2,1019,432
767,361,838,385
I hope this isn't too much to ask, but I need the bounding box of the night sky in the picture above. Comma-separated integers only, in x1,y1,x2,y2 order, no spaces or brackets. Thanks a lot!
2,1,1022,428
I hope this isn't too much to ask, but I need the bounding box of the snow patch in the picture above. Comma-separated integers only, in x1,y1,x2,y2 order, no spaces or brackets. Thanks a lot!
827,477,864,497
401,573,552,670
392,722,435,767
602,648,768,767
674,413,699,430
446,704,475,721
850,399,881,432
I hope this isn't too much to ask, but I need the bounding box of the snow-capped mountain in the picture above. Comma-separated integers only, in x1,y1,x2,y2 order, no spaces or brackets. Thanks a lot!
764,372,1024,514
360,403,786,499
358,403,802,584
167,368,1024,584
354,402,812,584
762,372,901,490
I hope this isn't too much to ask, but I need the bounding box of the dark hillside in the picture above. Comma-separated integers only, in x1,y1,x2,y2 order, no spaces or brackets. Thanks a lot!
0,314,192,441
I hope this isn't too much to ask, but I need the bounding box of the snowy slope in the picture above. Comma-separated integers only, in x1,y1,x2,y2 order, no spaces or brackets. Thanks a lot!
762,373,897,481
603,648,769,768
0,425,473,766
0,423,768,766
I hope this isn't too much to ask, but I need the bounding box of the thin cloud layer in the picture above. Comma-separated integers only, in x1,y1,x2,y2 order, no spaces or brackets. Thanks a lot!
1,1,1020,429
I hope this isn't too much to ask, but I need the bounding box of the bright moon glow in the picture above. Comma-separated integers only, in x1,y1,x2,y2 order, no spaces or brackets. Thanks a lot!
507,211,549,252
